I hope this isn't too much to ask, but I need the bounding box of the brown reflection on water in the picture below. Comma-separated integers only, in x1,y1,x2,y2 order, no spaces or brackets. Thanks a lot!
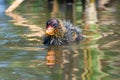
46,45,80,80
98,0,117,25
62,46,79,80
46,49,61,68
50,0,59,18
5,12,44,41
44,24,108,80
48,0,77,23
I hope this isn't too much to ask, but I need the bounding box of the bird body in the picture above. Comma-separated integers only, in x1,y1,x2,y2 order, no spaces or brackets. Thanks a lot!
43,19,83,45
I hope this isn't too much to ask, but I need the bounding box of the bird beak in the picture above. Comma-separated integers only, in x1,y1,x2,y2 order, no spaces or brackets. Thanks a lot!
45,25,54,35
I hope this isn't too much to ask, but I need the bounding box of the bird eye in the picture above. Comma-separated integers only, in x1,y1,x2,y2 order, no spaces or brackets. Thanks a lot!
52,23,58,28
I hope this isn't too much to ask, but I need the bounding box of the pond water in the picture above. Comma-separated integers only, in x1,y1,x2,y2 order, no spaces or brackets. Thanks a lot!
0,0,120,80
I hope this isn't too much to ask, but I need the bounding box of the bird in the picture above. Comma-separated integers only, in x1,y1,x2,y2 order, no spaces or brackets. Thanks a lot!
43,18,83,45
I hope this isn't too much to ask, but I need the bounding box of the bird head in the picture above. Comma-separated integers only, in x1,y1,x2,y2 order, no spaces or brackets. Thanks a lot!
45,19,66,37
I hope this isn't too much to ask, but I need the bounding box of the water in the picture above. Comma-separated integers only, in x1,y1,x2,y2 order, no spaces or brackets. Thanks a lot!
0,0,120,80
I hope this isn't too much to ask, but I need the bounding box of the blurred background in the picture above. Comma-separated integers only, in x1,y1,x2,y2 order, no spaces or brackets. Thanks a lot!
0,0,120,80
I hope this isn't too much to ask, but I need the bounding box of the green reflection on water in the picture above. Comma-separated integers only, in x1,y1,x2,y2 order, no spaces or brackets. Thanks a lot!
0,0,119,80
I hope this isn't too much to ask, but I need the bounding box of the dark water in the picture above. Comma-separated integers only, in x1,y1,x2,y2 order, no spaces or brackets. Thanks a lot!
0,0,120,80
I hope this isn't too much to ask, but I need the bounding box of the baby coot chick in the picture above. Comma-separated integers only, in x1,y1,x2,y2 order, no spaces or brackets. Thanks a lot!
43,18,83,45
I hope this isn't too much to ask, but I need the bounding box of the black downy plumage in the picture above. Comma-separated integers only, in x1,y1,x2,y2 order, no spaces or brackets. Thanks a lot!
43,19,83,45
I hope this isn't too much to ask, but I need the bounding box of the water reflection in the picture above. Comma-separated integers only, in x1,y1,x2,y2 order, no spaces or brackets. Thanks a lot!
6,12,44,37
0,0,119,80
81,24,107,80
5,12,44,46
45,44,81,80
44,24,107,80
0,0,7,13
46,48,61,68
48,0,77,23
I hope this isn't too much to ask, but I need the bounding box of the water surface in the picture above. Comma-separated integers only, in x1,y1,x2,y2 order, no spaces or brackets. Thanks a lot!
0,0,120,80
